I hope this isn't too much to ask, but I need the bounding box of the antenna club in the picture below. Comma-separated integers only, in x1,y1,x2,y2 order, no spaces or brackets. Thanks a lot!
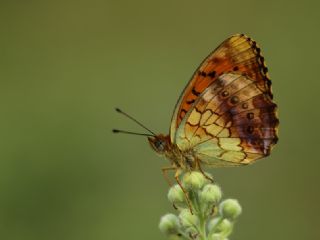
112,129,120,133
115,108,122,113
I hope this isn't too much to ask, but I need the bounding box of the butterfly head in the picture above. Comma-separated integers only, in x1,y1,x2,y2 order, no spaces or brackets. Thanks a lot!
148,134,170,155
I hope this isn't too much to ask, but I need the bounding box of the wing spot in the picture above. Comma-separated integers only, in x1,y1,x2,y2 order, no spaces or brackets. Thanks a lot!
221,91,229,97
233,66,239,71
242,103,249,109
247,112,254,119
198,71,207,77
186,99,195,104
208,71,216,78
230,96,239,104
192,87,201,97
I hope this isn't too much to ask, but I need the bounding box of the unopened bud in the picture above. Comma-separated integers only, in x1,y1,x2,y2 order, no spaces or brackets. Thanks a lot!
208,217,220,232
178,209,199,229
168,184,185,205
219,199,242,220
159,214,181,235
215,218,233,236
182,171,206,190
210,233,224,240
200,184,222,204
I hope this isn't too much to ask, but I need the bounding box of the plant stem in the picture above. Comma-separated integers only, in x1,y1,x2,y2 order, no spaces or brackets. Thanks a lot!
198,215,207,240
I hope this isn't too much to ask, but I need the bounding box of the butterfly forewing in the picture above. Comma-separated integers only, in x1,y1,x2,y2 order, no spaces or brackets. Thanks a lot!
170,34,273,143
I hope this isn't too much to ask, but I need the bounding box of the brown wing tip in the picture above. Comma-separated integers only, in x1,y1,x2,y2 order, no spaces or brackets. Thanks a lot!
230,33,249,39
232,34,274,100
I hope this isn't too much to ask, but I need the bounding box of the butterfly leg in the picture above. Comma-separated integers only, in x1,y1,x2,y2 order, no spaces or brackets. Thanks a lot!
196,158,214,183
175,169,194,215
162,166,180,210
161,166,176,186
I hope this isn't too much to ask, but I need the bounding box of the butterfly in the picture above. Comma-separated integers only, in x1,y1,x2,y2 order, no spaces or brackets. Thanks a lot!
114,34,279,208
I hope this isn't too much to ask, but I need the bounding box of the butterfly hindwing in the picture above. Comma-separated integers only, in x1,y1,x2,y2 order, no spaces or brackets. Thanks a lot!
175,73,278,166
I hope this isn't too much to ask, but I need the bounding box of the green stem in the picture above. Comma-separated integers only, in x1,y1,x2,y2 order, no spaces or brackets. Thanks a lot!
189,189,206,240
197,196,207,240
198,215,207,240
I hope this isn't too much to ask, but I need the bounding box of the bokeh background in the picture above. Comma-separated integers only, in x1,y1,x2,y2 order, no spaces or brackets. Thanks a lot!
1,1,319,240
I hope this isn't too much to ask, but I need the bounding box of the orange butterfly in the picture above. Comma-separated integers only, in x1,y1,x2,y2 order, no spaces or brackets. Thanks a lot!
114,34,279,209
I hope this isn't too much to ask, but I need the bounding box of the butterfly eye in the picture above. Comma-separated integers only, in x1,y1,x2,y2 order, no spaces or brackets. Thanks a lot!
155,140,165,151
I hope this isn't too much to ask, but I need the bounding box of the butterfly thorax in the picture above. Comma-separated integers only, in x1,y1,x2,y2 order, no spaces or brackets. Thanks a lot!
148,134,196,170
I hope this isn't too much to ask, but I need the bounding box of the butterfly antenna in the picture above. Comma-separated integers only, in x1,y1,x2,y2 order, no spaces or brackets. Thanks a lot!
112,129,154,137
114,108,156,136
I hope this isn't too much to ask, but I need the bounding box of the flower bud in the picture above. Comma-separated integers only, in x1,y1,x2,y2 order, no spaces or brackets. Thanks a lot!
182,171,206,190
210,233,224,240
159,214,181,235
200,184,222,204
219,199,242,220
208,217,220,232
168,184,185,205
178,209,199,229
215,218,233,236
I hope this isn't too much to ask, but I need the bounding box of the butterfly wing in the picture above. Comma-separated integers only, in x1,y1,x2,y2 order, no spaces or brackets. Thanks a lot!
174,72,278,166
170,34,272,143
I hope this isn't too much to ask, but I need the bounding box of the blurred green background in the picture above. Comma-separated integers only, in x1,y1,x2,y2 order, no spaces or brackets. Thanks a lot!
0,0,319,239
